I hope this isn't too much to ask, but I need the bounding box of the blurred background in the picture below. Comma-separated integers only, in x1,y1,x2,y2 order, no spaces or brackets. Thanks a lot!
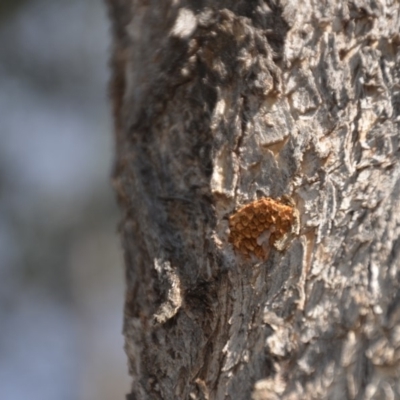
0,0,131,399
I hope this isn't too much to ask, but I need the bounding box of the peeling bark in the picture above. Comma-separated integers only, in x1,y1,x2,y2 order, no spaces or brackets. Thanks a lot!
106,1,400,399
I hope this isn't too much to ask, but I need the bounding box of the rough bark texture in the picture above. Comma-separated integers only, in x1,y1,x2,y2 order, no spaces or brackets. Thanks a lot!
107,1,400,399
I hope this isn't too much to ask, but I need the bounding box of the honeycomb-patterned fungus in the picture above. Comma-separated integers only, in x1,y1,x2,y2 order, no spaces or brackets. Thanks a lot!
229,197,295,259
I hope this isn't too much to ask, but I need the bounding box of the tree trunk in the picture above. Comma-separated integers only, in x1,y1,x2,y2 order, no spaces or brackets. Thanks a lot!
106,1,400,399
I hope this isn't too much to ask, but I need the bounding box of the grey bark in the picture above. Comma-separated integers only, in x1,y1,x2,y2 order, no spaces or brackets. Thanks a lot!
106,1,400,399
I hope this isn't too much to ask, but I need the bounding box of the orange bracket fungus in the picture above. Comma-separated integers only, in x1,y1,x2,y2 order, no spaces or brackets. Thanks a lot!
228,197,298,260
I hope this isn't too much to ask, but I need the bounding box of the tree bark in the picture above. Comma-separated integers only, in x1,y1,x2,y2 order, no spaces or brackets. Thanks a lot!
106,1,400,399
